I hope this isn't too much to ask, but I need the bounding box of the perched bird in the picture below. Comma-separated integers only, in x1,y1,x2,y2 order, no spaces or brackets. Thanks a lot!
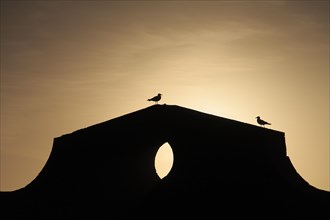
256,116,271,127
147,93,162,104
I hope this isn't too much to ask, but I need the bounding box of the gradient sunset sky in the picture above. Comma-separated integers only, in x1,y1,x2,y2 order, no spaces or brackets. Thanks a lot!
1,0,329,192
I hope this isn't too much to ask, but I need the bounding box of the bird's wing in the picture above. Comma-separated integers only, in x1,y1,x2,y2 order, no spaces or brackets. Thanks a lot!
148,95,158,101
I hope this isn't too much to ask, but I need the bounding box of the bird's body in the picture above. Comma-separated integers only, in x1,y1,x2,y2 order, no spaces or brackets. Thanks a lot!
256,116,271,127
147,93,162,104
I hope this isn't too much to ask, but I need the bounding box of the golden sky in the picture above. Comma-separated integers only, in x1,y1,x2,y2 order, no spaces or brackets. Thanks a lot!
1,1,329,191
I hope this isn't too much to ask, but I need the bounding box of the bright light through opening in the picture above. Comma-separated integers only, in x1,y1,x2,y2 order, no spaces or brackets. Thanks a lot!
154,142,174,179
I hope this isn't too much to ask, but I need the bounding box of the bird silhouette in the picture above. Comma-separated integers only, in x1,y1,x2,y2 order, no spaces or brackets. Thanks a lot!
147,93,162,104
256,116,271,127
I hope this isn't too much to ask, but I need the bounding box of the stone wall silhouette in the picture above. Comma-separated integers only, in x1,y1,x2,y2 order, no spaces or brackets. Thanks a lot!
1,105,329,219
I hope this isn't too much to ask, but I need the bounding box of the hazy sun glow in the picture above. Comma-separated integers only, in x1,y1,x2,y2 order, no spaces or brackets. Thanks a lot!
0,1,329,192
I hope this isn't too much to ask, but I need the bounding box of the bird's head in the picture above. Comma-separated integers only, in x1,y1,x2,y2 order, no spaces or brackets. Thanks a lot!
256,116,260,119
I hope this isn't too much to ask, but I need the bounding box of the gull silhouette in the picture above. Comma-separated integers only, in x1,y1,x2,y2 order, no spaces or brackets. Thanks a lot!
147,93,162,104
256,116,271,127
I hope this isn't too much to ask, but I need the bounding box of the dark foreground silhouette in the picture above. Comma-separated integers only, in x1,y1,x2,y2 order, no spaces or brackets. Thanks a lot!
1,105,329,219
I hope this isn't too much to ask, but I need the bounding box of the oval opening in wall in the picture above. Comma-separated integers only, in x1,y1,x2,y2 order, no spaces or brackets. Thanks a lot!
154,142,174,179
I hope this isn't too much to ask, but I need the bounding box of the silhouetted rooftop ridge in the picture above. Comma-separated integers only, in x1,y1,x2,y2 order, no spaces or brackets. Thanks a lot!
63,104,283,138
